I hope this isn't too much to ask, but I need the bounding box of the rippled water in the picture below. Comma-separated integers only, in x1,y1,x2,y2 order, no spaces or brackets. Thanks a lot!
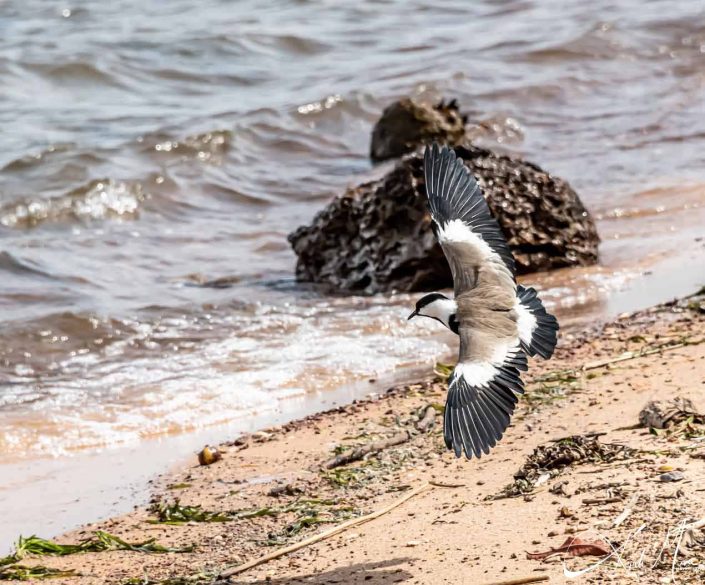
1,0,705,462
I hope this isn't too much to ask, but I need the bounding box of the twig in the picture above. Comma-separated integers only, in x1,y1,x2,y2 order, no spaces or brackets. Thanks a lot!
323,431,410,469
613,494,639,527
417,406,437,432
582,342,689,371
479,576,549,585
218,483,431,578
429,480,465,488
582,497,622,505
551,431,605,442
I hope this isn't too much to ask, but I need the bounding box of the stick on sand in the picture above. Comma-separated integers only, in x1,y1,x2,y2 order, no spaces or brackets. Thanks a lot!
322,430,411,469
479,575,549,585
219,482,431,578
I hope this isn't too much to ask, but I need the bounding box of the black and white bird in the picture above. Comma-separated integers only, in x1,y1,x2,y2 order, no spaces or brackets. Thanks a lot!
407,143,559,459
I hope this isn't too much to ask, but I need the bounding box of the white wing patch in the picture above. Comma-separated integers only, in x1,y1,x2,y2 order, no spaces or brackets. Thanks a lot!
515,299,538,348
453,362,496,388
436,219,495,261
454,337,523,388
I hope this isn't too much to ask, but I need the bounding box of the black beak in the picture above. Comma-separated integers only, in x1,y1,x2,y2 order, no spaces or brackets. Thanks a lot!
407,310,417,321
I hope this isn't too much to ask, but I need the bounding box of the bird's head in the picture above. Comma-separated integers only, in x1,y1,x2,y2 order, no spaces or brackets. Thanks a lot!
407,293,457,331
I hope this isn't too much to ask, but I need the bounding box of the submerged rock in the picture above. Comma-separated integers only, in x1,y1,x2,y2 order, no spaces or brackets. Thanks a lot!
288,144,599,294
370,98,467,162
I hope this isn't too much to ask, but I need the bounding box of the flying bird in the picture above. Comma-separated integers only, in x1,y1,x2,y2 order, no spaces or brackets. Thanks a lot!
407,144,559,459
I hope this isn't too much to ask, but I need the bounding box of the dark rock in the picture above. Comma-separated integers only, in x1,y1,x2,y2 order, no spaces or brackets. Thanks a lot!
288,145,599,294
370,98,467,162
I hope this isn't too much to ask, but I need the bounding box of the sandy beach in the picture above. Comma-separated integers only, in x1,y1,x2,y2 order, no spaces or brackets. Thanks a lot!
2,289,703,584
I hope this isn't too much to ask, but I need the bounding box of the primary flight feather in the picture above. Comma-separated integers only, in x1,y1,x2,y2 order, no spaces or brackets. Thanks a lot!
408,144,559,459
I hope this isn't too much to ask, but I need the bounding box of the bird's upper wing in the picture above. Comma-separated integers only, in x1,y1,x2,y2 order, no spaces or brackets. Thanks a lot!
424,143,516,296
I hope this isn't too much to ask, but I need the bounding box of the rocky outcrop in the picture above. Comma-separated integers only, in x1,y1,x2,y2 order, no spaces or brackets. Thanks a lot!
288,144,599,294
370,98,467,162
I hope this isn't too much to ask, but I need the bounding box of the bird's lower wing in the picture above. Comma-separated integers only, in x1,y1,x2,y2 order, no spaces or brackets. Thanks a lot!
444,334,527,459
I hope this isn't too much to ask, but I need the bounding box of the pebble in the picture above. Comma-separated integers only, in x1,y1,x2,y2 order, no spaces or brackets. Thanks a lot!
197,445,222,466
659,471,684,482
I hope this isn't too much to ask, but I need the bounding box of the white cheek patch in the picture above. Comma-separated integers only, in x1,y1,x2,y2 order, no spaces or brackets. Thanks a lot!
420,298,458,324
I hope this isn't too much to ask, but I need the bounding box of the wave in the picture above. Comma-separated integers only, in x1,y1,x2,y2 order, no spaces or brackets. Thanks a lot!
0,251,53,279
141,129,232,164
0,179,146,228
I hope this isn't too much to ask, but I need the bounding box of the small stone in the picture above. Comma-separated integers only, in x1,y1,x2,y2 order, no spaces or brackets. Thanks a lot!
197,445,222,466
659,471,684,482
547,530,559,537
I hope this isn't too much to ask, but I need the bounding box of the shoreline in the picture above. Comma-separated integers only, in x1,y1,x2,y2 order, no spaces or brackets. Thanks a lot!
3,252,704,556
3,288,704,584
0,366,430,556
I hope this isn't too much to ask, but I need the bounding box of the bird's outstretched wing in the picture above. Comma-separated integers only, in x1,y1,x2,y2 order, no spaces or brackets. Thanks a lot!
445,325,527,458
424,143,516,296
424,143,525,459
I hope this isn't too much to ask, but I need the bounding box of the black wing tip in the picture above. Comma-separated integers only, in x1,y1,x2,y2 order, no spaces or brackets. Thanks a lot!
423,143,517,277
444,360,525,460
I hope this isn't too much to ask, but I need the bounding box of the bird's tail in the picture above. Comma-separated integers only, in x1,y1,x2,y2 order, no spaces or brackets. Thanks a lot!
515,285,559,359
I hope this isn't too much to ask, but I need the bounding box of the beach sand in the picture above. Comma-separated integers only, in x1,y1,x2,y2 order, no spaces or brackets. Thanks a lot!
4,291,705,585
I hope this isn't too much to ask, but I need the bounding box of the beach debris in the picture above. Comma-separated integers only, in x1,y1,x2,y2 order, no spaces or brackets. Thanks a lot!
121,573,215,585
0,532,193,569
0,564,77,581
267,483,302,498
219,483,431,579
639,397,704,430
479,576,549,585
658,471,685,482
612,493,640,528
522,369,581,413
321,467,367,488
526,536,611,561
434,362,454,382
197,445,222,466
266,498,357,543
416,405,437,432
582,337,704,371
322,430,410,470
489,434,637,499
582,497,623,505
149,500,232,524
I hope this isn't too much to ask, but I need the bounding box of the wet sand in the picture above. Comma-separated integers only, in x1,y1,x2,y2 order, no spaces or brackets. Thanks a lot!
4,290,704,584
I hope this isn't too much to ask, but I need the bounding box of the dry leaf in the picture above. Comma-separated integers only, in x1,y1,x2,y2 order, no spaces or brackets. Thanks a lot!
526,536,611,561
